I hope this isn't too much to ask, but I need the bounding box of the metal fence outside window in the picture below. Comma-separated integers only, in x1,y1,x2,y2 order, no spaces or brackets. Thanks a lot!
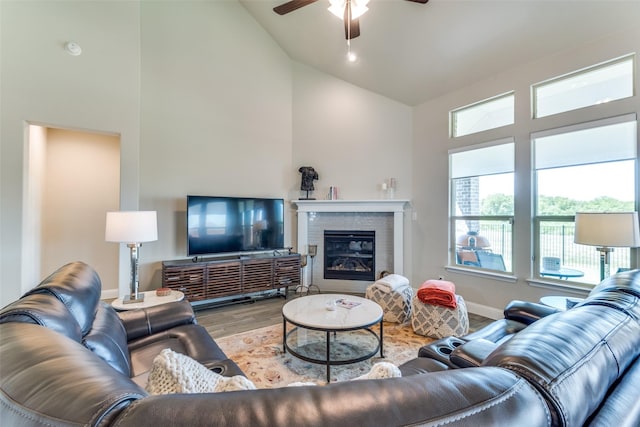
463,221,631,284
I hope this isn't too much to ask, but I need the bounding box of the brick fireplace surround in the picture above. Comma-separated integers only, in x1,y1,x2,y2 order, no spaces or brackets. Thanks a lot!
293,200,409,294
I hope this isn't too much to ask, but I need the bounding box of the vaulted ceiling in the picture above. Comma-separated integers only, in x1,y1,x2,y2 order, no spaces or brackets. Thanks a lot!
240,0,640,106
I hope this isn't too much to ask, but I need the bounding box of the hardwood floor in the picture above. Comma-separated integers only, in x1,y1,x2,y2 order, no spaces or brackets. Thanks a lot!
194,291,494,339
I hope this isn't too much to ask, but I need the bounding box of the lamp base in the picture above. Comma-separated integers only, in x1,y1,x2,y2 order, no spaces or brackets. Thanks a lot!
122,293,145,304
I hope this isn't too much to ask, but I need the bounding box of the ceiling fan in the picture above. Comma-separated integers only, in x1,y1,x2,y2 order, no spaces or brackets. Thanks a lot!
273,0,429,40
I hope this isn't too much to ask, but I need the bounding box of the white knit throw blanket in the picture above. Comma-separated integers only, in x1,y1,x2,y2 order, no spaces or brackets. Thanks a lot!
146,348,256,395
146,349,401,394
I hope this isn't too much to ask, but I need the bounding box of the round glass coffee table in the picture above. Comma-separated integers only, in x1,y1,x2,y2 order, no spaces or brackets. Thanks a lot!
282,294,383,382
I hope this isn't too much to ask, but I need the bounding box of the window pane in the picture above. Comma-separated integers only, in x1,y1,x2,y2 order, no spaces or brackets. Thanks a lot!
533,56,634,118
454,219,513,272
451,93,514,137
538,219,631,284
534,116,637,285
536,161,635,216
451,140,515,273
453,173,515,216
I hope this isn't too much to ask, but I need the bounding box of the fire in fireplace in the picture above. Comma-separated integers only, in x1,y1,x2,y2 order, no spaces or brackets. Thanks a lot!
324,230,375,281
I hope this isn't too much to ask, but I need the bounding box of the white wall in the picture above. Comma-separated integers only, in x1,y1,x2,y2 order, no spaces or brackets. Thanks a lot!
1,0,141,303
137,1,295,290
412,28,640,315
292,62,413,201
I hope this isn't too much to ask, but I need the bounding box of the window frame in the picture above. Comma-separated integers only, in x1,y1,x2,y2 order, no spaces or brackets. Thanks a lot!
531,114,638,285
532,54,635,119
449,139,515,275
450,91,515,138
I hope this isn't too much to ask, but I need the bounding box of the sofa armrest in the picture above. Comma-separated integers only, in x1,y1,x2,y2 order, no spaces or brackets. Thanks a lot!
504,299,560,325
450,338,497,368
463,318,527,344
117,300,197,341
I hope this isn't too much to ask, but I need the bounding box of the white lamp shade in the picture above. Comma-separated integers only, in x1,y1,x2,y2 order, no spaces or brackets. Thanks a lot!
574,212,640,248
105,211,158,243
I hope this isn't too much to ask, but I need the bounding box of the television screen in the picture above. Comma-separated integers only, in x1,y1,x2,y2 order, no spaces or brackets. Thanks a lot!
187,195,285,256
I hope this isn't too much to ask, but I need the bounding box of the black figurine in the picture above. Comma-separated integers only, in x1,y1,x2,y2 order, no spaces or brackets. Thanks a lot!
298,166,318,200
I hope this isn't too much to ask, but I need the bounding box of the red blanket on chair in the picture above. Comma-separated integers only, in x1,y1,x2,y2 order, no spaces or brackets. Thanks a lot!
417,280,457,309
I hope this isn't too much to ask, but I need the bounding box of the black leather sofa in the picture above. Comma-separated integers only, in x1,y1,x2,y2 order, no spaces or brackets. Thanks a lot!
1,261,639,426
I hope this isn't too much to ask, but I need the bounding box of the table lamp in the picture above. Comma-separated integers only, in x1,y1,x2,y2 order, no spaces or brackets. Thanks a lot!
574,212,640,281
106,211,158,303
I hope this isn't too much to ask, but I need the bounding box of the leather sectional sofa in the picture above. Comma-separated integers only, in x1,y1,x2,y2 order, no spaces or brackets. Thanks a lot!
1,261,639,426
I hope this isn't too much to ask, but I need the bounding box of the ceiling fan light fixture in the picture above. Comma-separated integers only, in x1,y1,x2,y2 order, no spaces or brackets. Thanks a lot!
328,0,369,20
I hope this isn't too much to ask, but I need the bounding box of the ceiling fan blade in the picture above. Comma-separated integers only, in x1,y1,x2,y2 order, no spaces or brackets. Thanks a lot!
405,0,429,3
273,0,319,15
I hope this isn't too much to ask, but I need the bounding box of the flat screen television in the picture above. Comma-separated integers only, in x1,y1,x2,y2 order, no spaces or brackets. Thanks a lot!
187,195,285,256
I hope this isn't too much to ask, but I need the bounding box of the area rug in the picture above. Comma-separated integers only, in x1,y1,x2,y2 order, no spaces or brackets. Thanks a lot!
216,322,434,388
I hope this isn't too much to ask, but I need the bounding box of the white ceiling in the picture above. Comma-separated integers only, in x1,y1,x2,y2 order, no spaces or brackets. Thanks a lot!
239,0,640,106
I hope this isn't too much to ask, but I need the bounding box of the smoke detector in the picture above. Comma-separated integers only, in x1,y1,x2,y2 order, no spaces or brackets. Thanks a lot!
64,42,82,56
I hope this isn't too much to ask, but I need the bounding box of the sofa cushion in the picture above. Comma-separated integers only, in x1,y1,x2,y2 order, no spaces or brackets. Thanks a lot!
117,300,197,341
586,355,640,427
483,305,640,427
83,302,131,376
0,322,146,426
127,323,243,379
589,268,640,298
146,349,255,394
26,261,101,336
0,292,82,342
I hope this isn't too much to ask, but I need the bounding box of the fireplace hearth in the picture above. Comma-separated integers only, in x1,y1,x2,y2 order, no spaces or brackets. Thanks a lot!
324,230,375,281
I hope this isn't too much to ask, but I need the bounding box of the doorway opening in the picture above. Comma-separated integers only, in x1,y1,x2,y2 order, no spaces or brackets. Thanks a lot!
23,124,121,296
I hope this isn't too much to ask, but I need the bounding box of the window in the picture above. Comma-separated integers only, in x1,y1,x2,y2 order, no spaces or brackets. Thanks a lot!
451,92,515,137
450,140,515,273
533,55,634,118
533,114,637,285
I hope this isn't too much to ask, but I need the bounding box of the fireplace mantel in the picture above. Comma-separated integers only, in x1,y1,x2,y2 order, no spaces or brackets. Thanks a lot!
292,200,410,290
293,199,409,213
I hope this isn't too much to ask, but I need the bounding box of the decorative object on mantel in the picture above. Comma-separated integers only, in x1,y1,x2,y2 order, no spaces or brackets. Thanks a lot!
387,178,396,199
298,166,319,200
380,178,396,199
327,186,339,200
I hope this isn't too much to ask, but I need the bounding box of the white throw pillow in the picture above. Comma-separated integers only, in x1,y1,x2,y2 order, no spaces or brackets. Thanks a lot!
146,348,256,395
354,362,402,380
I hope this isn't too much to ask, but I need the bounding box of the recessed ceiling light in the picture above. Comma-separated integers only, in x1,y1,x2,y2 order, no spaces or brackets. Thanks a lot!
347,51,358,62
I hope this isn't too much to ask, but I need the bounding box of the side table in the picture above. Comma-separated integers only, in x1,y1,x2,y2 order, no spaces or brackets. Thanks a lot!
111,290,184,311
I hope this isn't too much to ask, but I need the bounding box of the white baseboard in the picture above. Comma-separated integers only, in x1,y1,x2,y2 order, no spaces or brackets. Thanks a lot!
465,301,503,320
